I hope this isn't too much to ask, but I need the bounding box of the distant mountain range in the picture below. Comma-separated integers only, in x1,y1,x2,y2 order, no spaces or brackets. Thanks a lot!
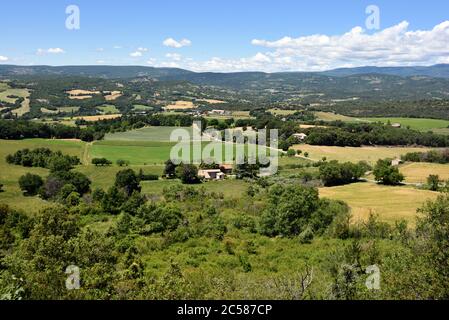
2,64,449,80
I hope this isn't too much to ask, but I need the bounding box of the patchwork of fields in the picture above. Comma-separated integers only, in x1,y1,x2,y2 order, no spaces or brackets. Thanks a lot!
0,122,447,225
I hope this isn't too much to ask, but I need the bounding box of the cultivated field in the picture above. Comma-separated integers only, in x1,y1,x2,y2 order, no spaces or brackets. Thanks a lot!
269,109,299,116
165,101,196,110
0,83,31,116
91,140,176,165
40,108,59,114
12,95,30,116
0,86,29,104
293,144,433,164
92,140,274,166
399,162,449,184
132,104,153,111
205,111,253,120
196,99,226,104
104,126,193,142
104,91,122,101
314,112,364,122
319,182,439,224
361,117,449,132
67,89,100,100
97,104,120,114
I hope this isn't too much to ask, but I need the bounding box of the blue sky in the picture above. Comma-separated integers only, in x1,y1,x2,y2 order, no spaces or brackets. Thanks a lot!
1,0,449,72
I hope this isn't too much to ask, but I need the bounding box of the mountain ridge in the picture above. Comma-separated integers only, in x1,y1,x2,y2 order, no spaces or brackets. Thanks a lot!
2,64,449,79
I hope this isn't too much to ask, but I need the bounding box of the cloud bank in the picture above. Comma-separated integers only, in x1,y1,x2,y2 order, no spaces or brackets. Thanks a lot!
163,38,192,48
168,21,449,72
36,48,65,55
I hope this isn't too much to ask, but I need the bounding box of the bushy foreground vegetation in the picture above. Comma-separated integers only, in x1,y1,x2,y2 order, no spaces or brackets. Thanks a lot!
1,171,449,299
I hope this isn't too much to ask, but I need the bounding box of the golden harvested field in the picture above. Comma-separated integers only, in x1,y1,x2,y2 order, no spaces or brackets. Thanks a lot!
104,91,122,101
67,89,101,96
165,101,196,110
314,112,365,122
319,183,439,225
40,107,59,114
197,99,226,104
12,95,31,116
0,83,31,116
73,114,122,121
399,162,449,184
67,89,101,100
69,95,92,100
299,124,328,129
0,87,30,104
293,144,433,164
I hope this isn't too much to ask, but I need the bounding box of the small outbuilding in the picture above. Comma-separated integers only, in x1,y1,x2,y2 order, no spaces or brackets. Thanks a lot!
292,133,308,141
198,169,225,181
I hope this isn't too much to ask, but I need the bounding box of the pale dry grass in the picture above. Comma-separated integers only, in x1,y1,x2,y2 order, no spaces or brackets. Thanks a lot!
299,124,328,129
293,144,433,164
165,101,196,110
12,94,30,116
67,89,101,100
400,162,449,184
197,99,226,104
319,182,439,225
67,89,101,95
104,91,123,101
40,107,59,114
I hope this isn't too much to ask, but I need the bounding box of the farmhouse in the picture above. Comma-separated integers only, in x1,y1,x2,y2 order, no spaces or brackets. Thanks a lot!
391,158,403,166
198,169,225,181
219,164,233,174
208,109,227,115
293,133,308,141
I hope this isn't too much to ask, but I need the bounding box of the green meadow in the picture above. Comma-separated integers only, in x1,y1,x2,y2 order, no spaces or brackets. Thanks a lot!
361,117,449,132
104,126,193,142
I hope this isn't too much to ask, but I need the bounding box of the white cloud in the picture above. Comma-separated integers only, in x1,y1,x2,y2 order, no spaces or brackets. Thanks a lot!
249,21,449,71
130,51,143,57
252,52,271,63
36,48,65,55
161,21,449,72
113,45,122,49
166,53,182,61
0,55,8,62
146,58,157,65
96,48,104,52
163,38,192,48
130,47,149,57
96,60,106,64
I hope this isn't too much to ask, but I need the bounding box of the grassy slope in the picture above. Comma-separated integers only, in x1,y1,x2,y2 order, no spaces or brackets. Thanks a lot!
0,139,86,212
319,182,438,225
399,162,449,184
